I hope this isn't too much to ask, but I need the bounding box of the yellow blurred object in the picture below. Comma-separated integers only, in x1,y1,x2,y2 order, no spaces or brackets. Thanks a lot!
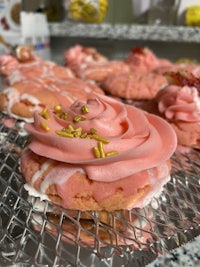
175,57,199,64
44,0,64,22
67,0,108,23
185,5,200,26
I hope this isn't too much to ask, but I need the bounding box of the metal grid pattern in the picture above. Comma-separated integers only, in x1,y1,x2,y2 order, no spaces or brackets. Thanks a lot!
0,112,200,267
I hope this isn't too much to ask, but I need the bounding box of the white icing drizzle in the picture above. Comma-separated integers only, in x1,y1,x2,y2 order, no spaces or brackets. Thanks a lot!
4,87,19,115
31,159,53,186
60,91,77,103
17,94,41,114
2,87,42,121
29,159,85,195
47,83,61,92
19,93,40,105
8,70,23,85
84,85,92,93
24,183,49,201
79,66,112,79
40,165,85,193
65,68,75,78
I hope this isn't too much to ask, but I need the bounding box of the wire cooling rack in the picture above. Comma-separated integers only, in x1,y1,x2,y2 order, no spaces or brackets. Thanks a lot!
0,112,200,267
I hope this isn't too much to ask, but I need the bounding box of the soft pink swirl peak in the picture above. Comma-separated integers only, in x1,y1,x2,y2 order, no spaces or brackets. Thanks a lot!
156,85,200,122
25,94,177,182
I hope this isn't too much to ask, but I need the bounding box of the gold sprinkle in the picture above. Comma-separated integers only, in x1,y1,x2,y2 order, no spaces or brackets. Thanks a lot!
73,115,85,122
62,128,71,134
68,124,74,131
56,112,68,120
92,134,110,144
40,108,50,121
105,150,118,157
98,141,105,158
72,127,82,137
80,132,88,138
73,131,80,137
93,146,101,158
55,130,74,138
90,128,97,135
81,105,89,114
40,121,50,132
54,104,62,112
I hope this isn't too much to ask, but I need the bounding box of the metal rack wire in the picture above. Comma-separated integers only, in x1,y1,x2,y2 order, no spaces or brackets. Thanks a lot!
0,112,200,267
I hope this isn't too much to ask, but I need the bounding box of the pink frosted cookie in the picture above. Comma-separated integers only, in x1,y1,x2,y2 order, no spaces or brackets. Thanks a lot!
0,79,74,121
73,61,130,83
156,71,200,149
0,46,42,76
0,77,104,121
0,46,75,85
21,94,177,211
102,71,167,100
6,62,75,85
124,46,173,73
64,45,130,83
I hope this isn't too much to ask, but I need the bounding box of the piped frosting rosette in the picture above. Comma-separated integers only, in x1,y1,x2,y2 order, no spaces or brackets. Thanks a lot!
155,71,200,149
156,85,200,123
22,94,177,211
26,94,176,182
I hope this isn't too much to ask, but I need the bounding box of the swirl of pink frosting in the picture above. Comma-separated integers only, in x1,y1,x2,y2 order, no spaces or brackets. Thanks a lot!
25,94,177,182
156,85,200,122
